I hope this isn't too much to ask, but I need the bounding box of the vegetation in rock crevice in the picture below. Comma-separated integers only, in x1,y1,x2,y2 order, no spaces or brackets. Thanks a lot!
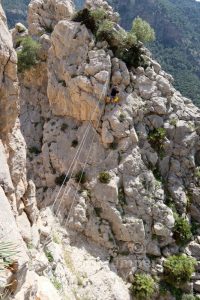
17,36,41,73
148,127,167,156
173,214,193,245
98,171,111,184
130,273,157,300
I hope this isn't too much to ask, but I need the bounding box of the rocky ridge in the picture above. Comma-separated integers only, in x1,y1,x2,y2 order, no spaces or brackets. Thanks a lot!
1,0,200,299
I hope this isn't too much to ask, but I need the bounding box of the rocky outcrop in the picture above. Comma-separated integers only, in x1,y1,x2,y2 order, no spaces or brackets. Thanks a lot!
28,0,74,36
48,20,110,122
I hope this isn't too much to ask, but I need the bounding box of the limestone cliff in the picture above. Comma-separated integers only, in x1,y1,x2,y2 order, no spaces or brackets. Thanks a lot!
1,0,200,299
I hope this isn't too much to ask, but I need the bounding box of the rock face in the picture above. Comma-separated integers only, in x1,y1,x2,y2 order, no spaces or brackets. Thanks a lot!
1,0,200,299
0,6,18,136
48,20,110,122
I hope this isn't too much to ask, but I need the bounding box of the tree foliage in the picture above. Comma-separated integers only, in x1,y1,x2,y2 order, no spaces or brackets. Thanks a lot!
131,17,155,43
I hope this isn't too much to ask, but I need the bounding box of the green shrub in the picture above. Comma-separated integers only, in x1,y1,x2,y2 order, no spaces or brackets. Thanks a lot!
17,36,40,72
73,8,108,34
55,174,69,186
71,139,78,148
94,207,102,217
28,146,41,155
51,276,62,290
131,273,156,300
195,167,200,178
131,17,155,43
44,250,54,263
191,220,200,236
117,42,144,68
96,19,115,42
118,187,127,205
169,118,178,126
173,215,193,245
182,294,200,300
90,8,107,24
44,24,53,34
61,123,68,132
99,171,111,184
72,8,97,33
119,113,126,122
159,281,183,300
109,141,118,150
75,170,87,184
163,254,197,287
58,80,66,87
148,127,166,154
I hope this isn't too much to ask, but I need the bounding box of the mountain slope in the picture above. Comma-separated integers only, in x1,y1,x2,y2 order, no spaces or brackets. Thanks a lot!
108,0,200,106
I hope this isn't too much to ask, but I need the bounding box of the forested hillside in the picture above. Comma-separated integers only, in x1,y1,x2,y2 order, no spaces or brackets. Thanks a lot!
2,0,200,105
108,0,200,106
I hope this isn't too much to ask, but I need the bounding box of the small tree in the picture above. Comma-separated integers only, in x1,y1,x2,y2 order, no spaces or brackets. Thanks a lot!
17,36,40,72
131,17,155,43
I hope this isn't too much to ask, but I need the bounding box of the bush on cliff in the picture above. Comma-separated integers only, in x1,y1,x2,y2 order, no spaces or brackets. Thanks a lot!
17,36,40,73
173,215,193,245
131,273,156,299
163,254,197,287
